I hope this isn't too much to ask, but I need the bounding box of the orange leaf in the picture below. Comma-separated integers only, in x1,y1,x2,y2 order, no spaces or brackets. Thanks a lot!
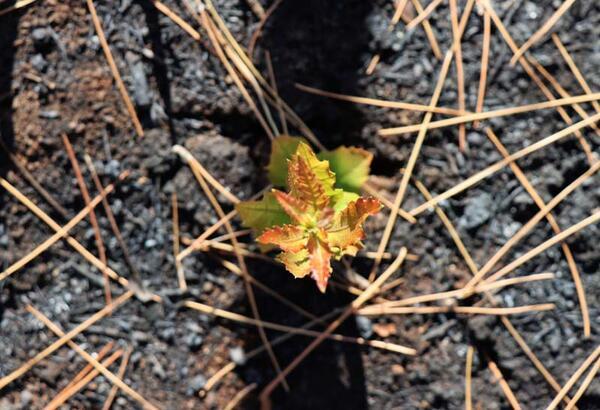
271,189,313,226
287,153,330,212
257,224,308,253
327,197,381,252
307,235,332,293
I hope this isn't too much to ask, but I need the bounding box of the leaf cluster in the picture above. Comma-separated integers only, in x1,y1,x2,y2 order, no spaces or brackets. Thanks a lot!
236,137,379,292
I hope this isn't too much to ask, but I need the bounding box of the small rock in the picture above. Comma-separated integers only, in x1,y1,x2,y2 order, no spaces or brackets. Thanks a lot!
502,221,522,239
37,361,65,385
512,192,534,207
540,164,564,191
459,193,494,230
126,52,151,108
187,373,207,395
467,132,484,146
32,27,53,52
355,315,373,339
132,331,151,344
31,54,47,72
151,357,166,380
468,315,496,342
39,110,59,119
158,326,175,342
548,332,562,354
20,390,33,407
186,334,203,351
229,346,246,365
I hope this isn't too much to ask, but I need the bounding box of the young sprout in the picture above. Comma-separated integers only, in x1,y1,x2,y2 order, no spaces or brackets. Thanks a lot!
237,137,380,292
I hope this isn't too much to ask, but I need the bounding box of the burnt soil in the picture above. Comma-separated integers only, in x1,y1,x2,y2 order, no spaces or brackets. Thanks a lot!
1,0,600,409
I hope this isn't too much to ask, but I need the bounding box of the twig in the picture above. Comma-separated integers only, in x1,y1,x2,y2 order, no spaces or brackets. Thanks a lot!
174,146,289,391
27,305,158,410
565,356,600,410
369,49,453,281
85,0,144,137
224,383,257,410
203,0,325,149
44,349,124,410
484,209,600,285
406,0,444,30
63,134,112,308
509,0,577,65
265,51,288,135
379,91,600,136
546,345,600,410
449,0,466,150
409,0,443,59
0,177,118,282
474,7,490,127
475,128,593,337
151,0,202,41
552,33,600,114
54,342,114,398
172,192,187,291
259,249,408,408
245,0,265,19
487,358,522,409
248,0,283,59
296,83,464,116
473,273,555,293
102,347,133,410
480,0,594,165
365,54,381,75
184,300,416,354
200,11,276,140
0,140,69,218
391,0,410,26
84,154,142,284
358,303,555,316
0,292,132,390
409,111,600,216
465,345,474,410
0,0,38,16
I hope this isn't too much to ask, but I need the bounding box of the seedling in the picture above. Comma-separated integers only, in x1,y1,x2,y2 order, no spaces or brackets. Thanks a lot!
236,137,381,292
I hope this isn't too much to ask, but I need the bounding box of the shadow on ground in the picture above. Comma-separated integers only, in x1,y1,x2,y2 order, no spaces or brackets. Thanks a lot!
0,11,19,180
233,1,375,409
0,7,20,325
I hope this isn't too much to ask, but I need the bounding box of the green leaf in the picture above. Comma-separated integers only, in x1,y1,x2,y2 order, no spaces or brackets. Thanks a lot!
292,142,336,197
277,249,311,278
318,147,373,193
267,136,307,187
331,190,360,212
235,192,291,234
287,147,332,213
